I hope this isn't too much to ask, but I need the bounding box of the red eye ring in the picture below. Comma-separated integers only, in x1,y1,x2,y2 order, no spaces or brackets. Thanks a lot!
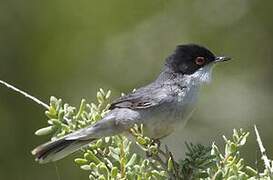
195,57,205,65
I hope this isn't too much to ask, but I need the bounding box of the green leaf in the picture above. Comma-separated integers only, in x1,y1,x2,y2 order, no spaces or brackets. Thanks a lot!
239,132,249,146
34,126,54,136
105,90,111,99
110,167,118,178
98,175,106,180
214,170,223,180
75,158,88,165
136,137,146,145
227,175,238,180
98,163,109,178
75,99,86,119
89,174,96,180
81,165,91,171
84,150,101,164
96,139,103,148
229,142,237,154
126,154,137,168
244,166,257,177
51,119,62,126
196,172,209,178
167,157,173,172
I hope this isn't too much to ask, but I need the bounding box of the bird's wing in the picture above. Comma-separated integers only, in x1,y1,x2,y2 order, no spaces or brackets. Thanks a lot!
110,84,169,110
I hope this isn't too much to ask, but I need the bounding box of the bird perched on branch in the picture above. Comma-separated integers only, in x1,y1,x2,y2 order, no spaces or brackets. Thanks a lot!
32,44,231,163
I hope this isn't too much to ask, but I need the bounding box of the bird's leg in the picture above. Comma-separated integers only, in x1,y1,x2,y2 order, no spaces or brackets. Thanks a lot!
152,139,169,160
146,150,152,157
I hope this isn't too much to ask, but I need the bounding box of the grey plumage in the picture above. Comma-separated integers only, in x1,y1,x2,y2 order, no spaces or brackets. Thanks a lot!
32,44,230,163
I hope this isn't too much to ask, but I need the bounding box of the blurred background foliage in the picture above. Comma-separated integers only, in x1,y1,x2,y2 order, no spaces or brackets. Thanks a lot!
0,0,273,179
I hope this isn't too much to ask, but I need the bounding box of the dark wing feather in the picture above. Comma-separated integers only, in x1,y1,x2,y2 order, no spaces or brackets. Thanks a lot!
110,84,167,110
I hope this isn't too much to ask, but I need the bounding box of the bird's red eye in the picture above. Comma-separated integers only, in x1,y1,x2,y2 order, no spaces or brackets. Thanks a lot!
195,57,205,65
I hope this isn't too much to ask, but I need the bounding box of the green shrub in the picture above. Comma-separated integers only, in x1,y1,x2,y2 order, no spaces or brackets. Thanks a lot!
0,80,271,179
34,89,273,180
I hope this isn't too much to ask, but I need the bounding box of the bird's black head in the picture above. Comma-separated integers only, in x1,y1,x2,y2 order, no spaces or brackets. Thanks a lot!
166,44,230,75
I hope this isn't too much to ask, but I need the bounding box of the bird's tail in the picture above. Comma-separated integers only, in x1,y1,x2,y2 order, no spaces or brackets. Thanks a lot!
32,114,120,163
31,137,94,164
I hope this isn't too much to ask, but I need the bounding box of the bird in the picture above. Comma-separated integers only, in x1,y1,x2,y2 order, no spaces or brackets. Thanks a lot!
32,44,231,163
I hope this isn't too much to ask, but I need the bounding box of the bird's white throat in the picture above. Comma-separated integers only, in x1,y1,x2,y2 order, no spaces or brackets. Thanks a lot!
191,64,214,83
175,64,214,103
186,64,214,85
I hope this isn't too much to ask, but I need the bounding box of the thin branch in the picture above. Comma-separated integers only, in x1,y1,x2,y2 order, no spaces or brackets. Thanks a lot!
254,125,273,177
158,148,169,160
0,79,49,109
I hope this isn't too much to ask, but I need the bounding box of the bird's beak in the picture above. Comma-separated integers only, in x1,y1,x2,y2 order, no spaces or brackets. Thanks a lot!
215,56,231,63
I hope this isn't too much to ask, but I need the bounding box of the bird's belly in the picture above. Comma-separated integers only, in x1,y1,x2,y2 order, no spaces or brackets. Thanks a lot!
139,85,200,139
141,101,196,139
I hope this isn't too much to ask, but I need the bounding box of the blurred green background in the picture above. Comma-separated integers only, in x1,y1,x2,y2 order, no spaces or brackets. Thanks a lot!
0,0,273,179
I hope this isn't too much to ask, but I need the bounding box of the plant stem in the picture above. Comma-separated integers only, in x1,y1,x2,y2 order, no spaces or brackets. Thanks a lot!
254,125,273,177
0,79,49,109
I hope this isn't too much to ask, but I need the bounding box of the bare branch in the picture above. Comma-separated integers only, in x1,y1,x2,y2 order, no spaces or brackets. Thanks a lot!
0,79,49,109
254,125,273,176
